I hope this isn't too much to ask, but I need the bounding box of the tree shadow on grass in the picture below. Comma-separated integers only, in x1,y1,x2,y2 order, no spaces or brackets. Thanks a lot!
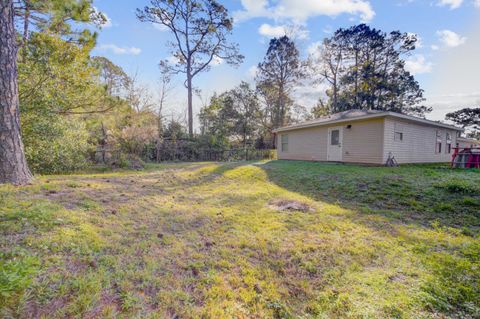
256,160,480,317
257,160,480,233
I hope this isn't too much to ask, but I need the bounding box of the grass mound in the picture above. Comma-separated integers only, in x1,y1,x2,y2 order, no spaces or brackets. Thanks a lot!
268,199,314,212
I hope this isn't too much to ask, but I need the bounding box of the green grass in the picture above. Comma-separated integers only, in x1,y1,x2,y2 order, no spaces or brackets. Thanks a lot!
0,161,479,318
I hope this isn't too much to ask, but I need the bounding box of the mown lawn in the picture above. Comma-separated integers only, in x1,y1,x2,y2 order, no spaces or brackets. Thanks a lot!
1,161,479,318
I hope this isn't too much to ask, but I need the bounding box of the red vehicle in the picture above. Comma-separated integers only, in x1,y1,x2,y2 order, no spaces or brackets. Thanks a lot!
451,147,480,168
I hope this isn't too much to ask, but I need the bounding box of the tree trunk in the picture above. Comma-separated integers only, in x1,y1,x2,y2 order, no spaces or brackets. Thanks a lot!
277,82,284,128
100,122,107,164
0,0,33,185
332,75,338,113
187,72,193,137
354,50,358,107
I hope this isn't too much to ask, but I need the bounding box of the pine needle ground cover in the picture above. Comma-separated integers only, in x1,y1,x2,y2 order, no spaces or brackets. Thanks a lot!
1,161,479,318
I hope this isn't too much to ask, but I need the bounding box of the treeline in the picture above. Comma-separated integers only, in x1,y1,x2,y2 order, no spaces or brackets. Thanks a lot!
198,26,428,148
1,0,430,181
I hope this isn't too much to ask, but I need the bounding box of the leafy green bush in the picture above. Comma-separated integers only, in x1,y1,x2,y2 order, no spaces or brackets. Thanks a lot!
22,114,92,174
18,32,107,174
435,179,479,194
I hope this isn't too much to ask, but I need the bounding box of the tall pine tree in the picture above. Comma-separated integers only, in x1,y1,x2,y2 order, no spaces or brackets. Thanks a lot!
256,36,303,129
310,24,429,116
0,0,103,184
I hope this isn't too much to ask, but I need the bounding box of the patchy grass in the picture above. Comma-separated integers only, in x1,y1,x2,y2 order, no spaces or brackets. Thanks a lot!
0,161,479,318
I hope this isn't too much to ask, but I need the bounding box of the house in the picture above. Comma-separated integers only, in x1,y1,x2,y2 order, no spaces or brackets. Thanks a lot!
456,137,480,149
273,110,463,165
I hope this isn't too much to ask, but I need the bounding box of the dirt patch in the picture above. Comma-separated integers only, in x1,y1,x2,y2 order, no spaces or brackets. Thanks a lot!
268,199,314,213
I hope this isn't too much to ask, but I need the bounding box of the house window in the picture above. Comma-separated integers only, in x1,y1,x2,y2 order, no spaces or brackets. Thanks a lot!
436,142,442,153
446,143,452,154
394,123,404,142
330,130,340,145
281,134,289,152
446,132,452,154
435,130,442,154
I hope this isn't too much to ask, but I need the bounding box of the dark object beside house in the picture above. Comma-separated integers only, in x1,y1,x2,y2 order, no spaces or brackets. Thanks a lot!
452,148,480,168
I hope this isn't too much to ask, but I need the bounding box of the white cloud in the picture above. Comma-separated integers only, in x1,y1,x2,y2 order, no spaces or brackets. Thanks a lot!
166,55,180,65
166,55,222,67
286,24,310,40
474,0,480,7
408,32,423,48
307,41,323,60
437,30,467,48
153,23,168,32
211,56,224,66
235,0,375,23
92,7,113,28
428,17,480,120
405,55,433,75
437,0,463,9
307,41,322,55
258,23,309,39
431,44,440,50
247,65,258,79
98,44,142,55
425,92,480,121
102,13,112,28
258,24,287,38
292,82,329,109
239,0,269,17
322,25,334,34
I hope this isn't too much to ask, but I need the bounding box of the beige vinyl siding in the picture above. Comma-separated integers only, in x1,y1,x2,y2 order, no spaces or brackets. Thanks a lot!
277,126,329,161
342,119,384,164
277,119,384,163
383,117,457,163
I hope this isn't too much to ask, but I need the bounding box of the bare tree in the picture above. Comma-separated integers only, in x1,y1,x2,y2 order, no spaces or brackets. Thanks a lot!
136,0,244,137
157,70,173,136
125,71,155,113
0,0,33,184
93,56,129,97
308,40,343,113
155,69,174,161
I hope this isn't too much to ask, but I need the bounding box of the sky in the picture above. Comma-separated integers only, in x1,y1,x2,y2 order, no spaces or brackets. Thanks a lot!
91,0,480,127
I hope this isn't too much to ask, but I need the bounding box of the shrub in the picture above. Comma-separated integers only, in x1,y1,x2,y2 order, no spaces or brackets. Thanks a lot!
22,114,92,174
435,179,479,194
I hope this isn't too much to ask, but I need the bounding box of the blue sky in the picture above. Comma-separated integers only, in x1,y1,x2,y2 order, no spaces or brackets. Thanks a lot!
91,0,480,126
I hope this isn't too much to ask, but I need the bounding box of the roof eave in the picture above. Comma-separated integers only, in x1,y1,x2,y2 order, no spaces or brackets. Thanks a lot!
273,113,386,133
273,112,463,133
383,112,463,131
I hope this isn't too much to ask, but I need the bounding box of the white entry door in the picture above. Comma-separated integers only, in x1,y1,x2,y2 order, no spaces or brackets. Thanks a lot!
327,126,343,161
